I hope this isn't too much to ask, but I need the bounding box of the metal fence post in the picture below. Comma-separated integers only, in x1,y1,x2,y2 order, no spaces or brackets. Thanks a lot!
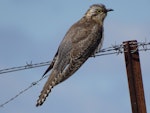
123,40,147,113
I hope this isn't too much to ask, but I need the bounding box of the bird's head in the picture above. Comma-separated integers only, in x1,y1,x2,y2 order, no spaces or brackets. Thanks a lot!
85,4,113,24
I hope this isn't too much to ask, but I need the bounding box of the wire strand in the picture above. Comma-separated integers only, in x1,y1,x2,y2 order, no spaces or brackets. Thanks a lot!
0,41,150,75
0,61,51,75
0,74,49,108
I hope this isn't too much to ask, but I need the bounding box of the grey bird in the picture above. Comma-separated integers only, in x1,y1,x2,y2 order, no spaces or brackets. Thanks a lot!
36,4,113,106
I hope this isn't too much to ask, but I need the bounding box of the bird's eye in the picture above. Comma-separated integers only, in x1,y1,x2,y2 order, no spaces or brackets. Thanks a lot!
97,10,101,13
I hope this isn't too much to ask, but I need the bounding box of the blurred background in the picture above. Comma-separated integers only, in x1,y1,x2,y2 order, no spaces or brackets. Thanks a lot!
0,0,150,113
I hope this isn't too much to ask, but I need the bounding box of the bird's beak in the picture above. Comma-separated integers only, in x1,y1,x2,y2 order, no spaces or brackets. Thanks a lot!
107,9,114,12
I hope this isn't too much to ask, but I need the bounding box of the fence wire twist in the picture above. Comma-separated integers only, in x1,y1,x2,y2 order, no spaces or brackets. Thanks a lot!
0,41,150,108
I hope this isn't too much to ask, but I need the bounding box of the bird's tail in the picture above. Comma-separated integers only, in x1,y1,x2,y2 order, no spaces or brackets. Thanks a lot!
36,70,58,106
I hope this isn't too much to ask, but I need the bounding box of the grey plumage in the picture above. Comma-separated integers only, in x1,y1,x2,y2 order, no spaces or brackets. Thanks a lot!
36,4,113,106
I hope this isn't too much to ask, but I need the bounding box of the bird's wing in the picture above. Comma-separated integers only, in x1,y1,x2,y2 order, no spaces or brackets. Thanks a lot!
56,22,103,84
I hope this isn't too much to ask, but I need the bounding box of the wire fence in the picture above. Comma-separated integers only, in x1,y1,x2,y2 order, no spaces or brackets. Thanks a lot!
0,41,150,75
0,41,150,108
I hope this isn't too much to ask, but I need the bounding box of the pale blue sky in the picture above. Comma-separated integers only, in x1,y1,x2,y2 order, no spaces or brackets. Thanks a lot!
0,0,150,113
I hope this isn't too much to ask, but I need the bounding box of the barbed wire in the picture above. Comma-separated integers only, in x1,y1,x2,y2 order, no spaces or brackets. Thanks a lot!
95,41,150,56
0,41,150,108
0,61,50,75
0,41,150,75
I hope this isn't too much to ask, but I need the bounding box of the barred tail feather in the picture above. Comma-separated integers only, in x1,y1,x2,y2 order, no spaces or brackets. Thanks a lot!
36,70,58,106
36,85,52,106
